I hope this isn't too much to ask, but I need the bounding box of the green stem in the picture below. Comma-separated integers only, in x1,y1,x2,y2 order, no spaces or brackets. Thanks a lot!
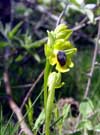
45,74,56,135
44,59,51,113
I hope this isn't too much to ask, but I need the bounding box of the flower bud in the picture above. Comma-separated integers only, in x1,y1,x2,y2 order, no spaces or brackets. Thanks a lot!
56,29,72,40
55,24,67,33
48,72,63,89
47,31,55,47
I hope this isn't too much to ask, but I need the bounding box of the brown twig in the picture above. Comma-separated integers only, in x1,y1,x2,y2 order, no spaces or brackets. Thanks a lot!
3,70,33,135
84,20,100,98
72,16,100,31
12,83,34,89
56,3,68,26
20,70,44,110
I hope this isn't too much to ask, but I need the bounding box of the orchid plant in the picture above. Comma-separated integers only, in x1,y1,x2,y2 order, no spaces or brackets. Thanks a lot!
44,24,77,135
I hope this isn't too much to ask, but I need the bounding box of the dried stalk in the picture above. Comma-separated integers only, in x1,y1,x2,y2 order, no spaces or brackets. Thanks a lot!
20,70,44,110
3,70,33,135
84,20,100,98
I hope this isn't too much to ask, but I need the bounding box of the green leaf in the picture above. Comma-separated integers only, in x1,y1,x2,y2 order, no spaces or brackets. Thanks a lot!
24,38,47,49
15,55,24,62
79,98,94,118
62,104,70,123
8,22,23,39
43,0,52,5
16,4,26,13
78,119,93,131
33,110,45,132
26,98,34,128
94,123,100,132
0,42,8,48
24,35,32,45
53,105,59,121
84,9,94,23
70,0,84,6
33,53,41,63
67,4,84,13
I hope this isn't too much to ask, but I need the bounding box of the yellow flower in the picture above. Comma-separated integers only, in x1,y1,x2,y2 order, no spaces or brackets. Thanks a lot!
49,48,76,73
45,24,77,73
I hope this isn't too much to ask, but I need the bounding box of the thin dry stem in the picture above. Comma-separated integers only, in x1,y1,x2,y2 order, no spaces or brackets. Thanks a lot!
72,16,100,31
56,3,68,26
84,20,100,98
3,71,33,135
20,70,44,110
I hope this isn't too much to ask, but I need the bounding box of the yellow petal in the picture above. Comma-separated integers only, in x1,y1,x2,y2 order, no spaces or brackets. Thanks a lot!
49,54,57,65
69,62,74,68
56,62,70,73
54,40,73,50
67,58,74,68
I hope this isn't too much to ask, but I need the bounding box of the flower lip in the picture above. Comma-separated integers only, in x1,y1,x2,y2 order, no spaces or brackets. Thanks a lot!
57,51,66,66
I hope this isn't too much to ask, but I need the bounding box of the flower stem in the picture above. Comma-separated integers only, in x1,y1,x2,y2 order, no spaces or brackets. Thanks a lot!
44,59,51,113
45,74,56,135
